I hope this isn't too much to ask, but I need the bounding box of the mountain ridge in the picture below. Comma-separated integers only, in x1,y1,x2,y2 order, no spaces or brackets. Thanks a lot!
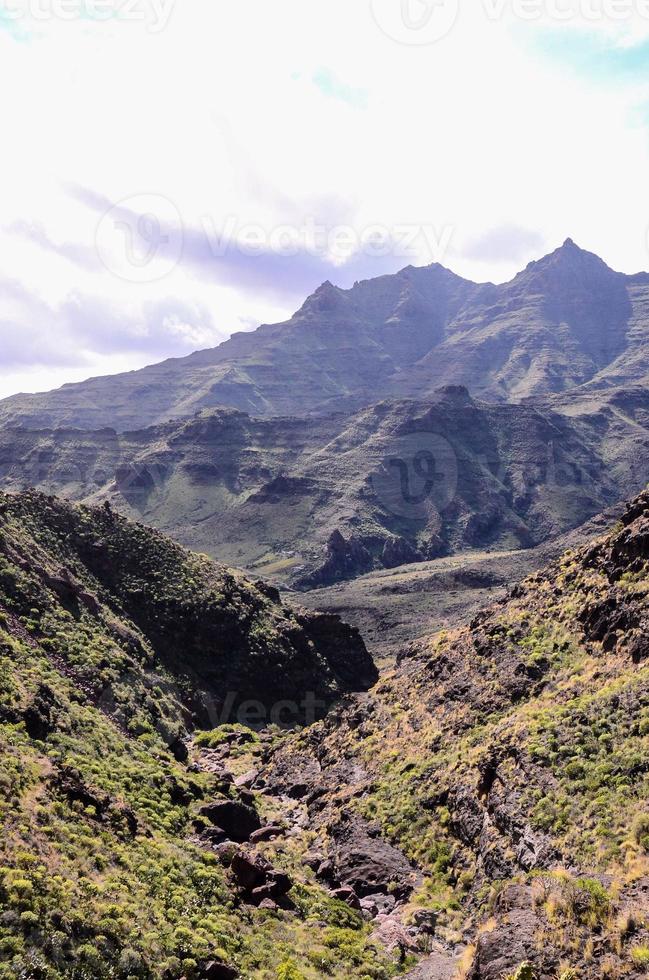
3,240,649,431
3,384,649,589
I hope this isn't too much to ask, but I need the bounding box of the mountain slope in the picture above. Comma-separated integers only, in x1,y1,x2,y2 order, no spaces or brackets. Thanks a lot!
0,492,398,980
0,491,376,721
1,240,648,432
2,386,649,589
254,488,649,978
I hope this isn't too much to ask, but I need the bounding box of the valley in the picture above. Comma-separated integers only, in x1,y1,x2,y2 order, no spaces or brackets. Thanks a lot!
1,484,648,978
2,240,649,978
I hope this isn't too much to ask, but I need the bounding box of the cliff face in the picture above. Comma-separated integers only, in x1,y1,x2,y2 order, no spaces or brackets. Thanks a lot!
2,385,649,589
256,489,649,977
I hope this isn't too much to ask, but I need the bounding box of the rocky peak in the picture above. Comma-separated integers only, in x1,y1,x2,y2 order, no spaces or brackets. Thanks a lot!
297,279,349,317
520,237,615,283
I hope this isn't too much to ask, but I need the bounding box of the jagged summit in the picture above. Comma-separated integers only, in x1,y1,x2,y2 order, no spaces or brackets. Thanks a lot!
521,237,611,275
1,240,648,430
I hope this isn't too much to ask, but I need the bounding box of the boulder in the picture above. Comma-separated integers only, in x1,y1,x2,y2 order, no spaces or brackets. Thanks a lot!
201,961,239,980
326,816,416,898
230,850,292,905
250,825,284,844
332,886,361,910
413,909,438,935
199,801,261,843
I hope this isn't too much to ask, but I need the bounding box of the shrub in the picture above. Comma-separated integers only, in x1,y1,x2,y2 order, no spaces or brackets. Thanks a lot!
631,946,649,968
276,959,306,980
632,813,649,852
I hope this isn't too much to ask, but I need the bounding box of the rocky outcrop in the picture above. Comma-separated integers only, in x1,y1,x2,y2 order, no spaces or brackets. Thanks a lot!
198,800,261,843
297,530,374,589
323,816,418,899
229,850,293,908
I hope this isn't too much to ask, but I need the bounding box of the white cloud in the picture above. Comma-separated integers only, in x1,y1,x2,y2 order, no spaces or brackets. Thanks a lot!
1,0,649,396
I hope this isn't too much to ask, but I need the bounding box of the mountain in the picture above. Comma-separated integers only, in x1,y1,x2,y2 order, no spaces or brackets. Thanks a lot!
3,481,648,978
0,491,392,979
253,488,649,977
2,240,649,432
2,385,649,589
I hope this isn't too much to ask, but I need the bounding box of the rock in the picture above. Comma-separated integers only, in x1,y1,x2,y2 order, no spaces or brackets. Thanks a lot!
373,913,419,958
447,788,484,846
381,536,422,570
327,816,416,898
627,629,649,663
199,801,261,843
250,825,284,844
213,842,239,866
199,827,230,847
230,851,292,904
413,909,438,935
466,885,556,979
230,852,269,892
303,851,325,871
234,770,258,789
359,896,379,918
298,530,374,589
332,886,361,910
266,869,292,896
23,684,58,741
261,750,322,799
77,590,102,616
237,789,256,808
257,897,278,911
373,893,397,914
201,961,239,980
169,737,189,763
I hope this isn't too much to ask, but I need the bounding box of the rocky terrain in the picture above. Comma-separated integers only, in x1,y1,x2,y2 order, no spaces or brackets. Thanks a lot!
1,479,648,978
1,385,648,591
1,240,649,432
242,488,649,977
297,500,625,664
2,236,649,978
0,491,398,979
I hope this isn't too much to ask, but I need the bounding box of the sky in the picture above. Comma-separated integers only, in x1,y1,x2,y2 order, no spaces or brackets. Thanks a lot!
2,0,649,398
